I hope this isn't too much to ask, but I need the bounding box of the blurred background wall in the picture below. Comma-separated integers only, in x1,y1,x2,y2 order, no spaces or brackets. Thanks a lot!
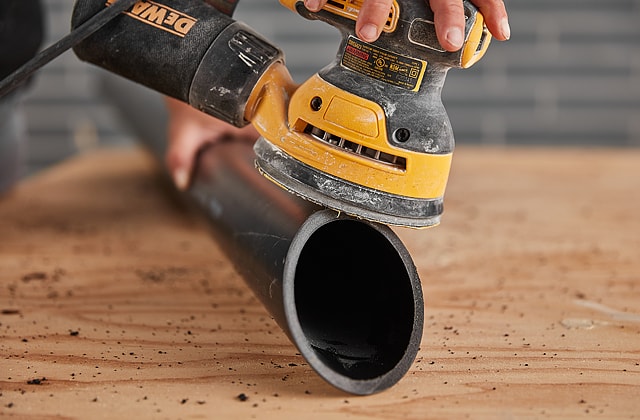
15,0,640,178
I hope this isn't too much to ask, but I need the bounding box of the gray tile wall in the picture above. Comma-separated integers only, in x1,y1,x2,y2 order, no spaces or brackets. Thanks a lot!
16,0,640,177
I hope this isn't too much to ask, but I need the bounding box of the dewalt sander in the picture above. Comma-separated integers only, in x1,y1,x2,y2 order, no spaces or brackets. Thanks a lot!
67,0,491,228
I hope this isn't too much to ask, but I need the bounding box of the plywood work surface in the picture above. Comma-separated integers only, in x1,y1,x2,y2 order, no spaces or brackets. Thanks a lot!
1,146,639,419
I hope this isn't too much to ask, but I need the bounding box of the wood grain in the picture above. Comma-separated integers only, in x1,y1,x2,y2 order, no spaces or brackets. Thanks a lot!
1,146,639,419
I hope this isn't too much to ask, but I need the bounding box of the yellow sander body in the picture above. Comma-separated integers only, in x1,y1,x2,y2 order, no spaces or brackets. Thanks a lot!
250,0,491,228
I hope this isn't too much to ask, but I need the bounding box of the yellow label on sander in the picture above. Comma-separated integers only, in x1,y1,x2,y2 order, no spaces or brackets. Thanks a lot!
340,36,426,92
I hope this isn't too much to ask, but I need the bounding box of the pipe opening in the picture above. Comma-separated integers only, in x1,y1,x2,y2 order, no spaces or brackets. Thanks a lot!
294,219,415,381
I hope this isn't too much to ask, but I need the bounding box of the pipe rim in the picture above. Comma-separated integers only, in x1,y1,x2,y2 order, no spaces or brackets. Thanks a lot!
282,209,424,395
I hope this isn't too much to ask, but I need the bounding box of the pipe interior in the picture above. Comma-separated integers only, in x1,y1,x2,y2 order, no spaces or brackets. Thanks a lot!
294,220,415,380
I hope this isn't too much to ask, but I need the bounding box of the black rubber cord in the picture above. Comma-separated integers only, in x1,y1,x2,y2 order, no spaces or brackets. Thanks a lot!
0,0,140,98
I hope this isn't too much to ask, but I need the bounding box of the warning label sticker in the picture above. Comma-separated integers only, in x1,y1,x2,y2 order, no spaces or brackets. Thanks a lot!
340,36,427,91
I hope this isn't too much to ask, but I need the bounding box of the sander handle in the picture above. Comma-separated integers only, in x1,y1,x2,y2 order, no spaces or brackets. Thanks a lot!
72,0,285,127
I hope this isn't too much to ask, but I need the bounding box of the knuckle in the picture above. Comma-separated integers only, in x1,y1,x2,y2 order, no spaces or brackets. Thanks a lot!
366,0,394,13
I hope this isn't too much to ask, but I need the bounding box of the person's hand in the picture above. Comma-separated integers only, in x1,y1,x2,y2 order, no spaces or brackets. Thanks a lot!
303,0,510,51
165,97,259,190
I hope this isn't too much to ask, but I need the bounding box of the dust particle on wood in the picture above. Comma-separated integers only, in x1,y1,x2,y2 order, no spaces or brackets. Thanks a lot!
1,309,21,315
22,272,48,282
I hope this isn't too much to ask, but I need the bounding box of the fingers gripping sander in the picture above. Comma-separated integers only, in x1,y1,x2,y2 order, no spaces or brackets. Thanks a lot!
71,0,491,228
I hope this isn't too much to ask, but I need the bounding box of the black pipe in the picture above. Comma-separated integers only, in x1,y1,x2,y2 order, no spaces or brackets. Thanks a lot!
101,74,424,395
